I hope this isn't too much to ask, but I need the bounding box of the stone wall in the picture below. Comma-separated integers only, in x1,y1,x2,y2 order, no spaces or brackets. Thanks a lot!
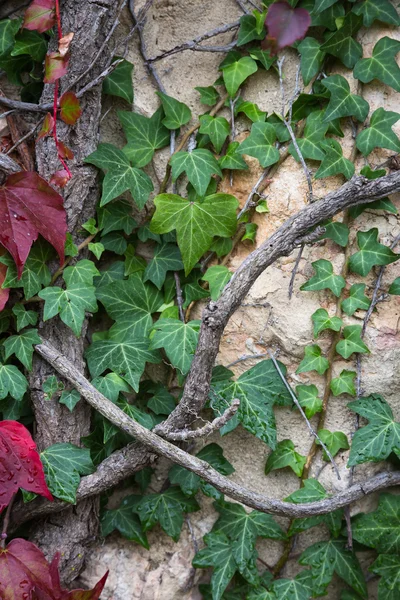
79,2,400,598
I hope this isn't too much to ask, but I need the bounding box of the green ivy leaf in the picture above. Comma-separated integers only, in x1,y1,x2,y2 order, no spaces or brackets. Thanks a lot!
88,242,104,260
85,332,160,391
182,271,209,307
100,232,127,255
219,142,249,170
342,283,371,316
146,384,175,415
170,149,222,197
94,262,126,289
193,532,237,600
0,241,51,300
63,259,100,287
354,37,400,92
64,233,78,257
321,221,350,247
143,243,183,290
235,99,266,123
237,14,265,46
150,193,238,275
289,111,328,161
311,2,345,30
103,58,134,103
39,283,97,337
40,443,95,503
157,91,192,129
101,494,148,547
265,440,306,477
3,328,41,371
249,48,276,71
0,362,28,401
199,115,230,153
124,245,146,277
92,372,131,402
12,29,47,62
12,303,38,332
389,277,400,295
296,345,329,375
59,389,81,412
315,139,355,180
221,56,258,97
348,395,400,465
134,467,153,492
321,74,369,122
330,370,356,397
356,108,400,155
296,384,323,418
320,12,363,68
349,228,400,276
0,18,21,57
311,308,342,337
301,259,345,297
43,375,63,400
316,429,349,460
150,318,200,375
85,143,153,209
136,487,199,541
349,197,398,219
211,360,292,447
202,266,232,301
352,0,400,26
97,200,137,236
286,478,326,504
299,539,367,598
195,85,220,106
238,122,280,168
270,579,310,600
352,493,400,553
298,37,325,86
336,325,369,359
119,107,170,167
369,554,400,599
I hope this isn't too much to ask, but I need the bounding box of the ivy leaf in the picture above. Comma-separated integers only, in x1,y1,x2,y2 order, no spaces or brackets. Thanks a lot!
270,578,310,600
0,172,66,278
265,439,306,477
336,325,369,359
0,18,21,58
321,221,350,247
296,384,322,418
311,2,345,30
315,139,355,180
195,85,220,106
193,532,237,600
88,242,104,260
348,395,400,466
369,554,400,599
352,0,400,27
59,91,82,125
330,370,356,397
349,228,400,276
39,283,97,337
170,149,222,197
119,107,170,167
40,442,94,503
352,493,400,553
354,37,400,92
389,277,400,295
85,332,161,392
286,478,326,504
237,14,265,46
320,12,363,68
202,266,232,301
321,74,369,122
23,0,56,33
239,122,280,168
150,318,200,375
289,111,328,161
59,388,81,412
150,193,238,275
311,308,342,337
299,539,367,598
44,51,69,83
219,142,249,170
143,243,183,289
101,232,127,255
101,494,149,548
316,429,349,460
249,48,276,71
3,328,41,371
97,200,137,236
146,384,176,415
12,303,38,331
12,29,47,62
103,58,134,103
356,108,400,155
235,99,266,122
182,271,209,307
43,375,63,400
301,259,345,297
92,372,131,403
341,283,370,316
199,115,230,153
221,56,258,97
0,362,28,401
264,1,311,52
298,37,325,85
211,360,292,447
85,143,153,209
136,487,199,541
157,91,192,129
0,420,52,513
63,259,100,287
296,345,329,375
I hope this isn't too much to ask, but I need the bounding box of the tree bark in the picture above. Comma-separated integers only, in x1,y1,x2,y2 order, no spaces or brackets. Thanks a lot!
28,0,120,583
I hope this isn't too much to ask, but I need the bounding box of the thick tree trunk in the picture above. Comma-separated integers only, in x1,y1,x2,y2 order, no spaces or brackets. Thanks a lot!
29,0,120,583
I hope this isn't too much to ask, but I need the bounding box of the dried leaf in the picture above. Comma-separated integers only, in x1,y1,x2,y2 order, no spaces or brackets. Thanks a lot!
58,32,74,57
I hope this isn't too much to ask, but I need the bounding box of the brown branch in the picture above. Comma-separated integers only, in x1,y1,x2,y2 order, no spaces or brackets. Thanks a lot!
0,153,22,174
174,272,185,322
165,399,240,440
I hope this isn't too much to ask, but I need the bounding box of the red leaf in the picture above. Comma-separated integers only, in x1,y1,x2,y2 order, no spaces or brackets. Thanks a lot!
0,247,9,312
37,112,55,141
0,421,53,513
59,92,82,126
58,32,74,57
0,171,67,278
44,52,70,84
264,1,311,53
45,554,108,600
50,169,71,188
57,141,74,160
23,0,56,34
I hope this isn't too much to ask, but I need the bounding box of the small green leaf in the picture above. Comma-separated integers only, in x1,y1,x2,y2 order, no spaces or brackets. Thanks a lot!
311,308,342,337
369,554,400,599
101,494,149,548
147,384,176,415
157,91,192,129
12,304,38,332
40,443,95,503
352,493,400,553
119,107,170,167
124,245,146,277
101,232,127,255
297,345,329,375
320,12,363,68
315,139,355,180
195,85,220,106
249,48,276,71
354,37,400,92
219,142,248,170
336,325,369,359
64,233,78,257
330,370,356,397
221,56,258,97
289,111,328,162
270,579,310,600
321,221,350,247
298,37,325,85
321,74,369,122
150,318,200,375
237,14,265,46
0,362,28,401
202,265,232,301
39,283,98,337
63,259,100,287
265,440,306,477
134,467,154,492
3,328,41,371
301,259,345,297
316,429,349,460
286,478,326,504
88,242,104,260
341,283,370,316
241,222,257,242
0,241,51,300
0,18,21,58
239,122,279,168
92,372,131,403
12,30,47,62
356,108,400,155
97,200,137,236
199,115,230,153
143,243,183,290
103,58,134,103
43,375,62,400
59,389,81,412
349,228,400,276
193,532,237,600
235,99,266,122
82,218,98,235
352,0,400,26
389,277,400,295
170,148,222,197
296,384,323,418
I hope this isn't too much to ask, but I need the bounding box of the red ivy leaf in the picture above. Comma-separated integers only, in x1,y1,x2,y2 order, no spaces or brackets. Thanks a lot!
264,1,311,53
50,169,71,188
37,112,54,141
0,248,9,312
44,52,70,84
23,0,56,34
57,141,74,160
0,171,67,278
0,421,53,513
59,91,82,125
43,554,108,600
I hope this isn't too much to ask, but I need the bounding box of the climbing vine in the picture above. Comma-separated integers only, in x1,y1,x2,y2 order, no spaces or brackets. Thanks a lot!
0,0,400,598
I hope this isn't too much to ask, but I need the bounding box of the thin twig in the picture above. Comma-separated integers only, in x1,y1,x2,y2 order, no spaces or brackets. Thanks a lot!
174,272,185,322
165,399,240,440
288,245,304,300
226,352,268,368
6,121,42,156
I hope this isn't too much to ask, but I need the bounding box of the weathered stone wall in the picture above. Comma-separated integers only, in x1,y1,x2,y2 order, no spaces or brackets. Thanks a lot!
80,1,400,598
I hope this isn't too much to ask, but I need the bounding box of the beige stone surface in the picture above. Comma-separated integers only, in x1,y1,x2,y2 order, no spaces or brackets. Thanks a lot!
80,2,400,598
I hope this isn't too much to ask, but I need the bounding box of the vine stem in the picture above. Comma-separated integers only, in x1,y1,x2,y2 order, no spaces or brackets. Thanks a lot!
0,493,15,549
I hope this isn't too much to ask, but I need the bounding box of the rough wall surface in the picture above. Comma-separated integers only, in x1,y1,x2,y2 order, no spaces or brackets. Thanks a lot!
79,1,400,598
